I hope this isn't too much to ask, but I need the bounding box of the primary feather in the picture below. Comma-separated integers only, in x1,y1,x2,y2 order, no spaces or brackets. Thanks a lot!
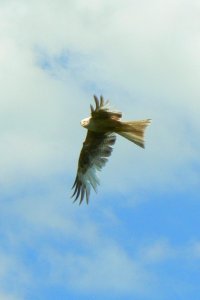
72,131,116,204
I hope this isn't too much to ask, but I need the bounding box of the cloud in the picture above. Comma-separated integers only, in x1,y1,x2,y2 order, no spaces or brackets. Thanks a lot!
0,1,200,299
46,243,151,295
0,293,20,300
188,241,200,259
139,239,175,263
1,182,200,298
0,249,31,300
1,0,200,197
0,187,154,298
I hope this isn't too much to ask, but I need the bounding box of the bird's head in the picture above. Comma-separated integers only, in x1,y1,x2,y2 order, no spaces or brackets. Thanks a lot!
81,117,90,128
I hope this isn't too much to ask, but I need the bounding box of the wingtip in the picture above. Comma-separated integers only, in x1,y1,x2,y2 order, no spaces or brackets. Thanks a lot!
93,95,100,109
100,95,104,106
90,104,95,114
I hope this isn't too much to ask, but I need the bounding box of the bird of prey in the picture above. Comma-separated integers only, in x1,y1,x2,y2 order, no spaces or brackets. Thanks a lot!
72,95,151,204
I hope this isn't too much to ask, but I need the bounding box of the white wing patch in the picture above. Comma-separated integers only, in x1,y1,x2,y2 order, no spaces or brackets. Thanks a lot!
72,132,116,204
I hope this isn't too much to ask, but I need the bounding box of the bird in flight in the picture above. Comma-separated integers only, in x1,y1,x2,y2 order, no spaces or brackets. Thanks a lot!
72,95,151,204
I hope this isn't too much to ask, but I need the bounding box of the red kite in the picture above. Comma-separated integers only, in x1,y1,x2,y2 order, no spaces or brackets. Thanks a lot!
72,95,151,204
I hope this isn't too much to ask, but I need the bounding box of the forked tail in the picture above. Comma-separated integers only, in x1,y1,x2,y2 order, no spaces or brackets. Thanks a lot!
117,119,151,148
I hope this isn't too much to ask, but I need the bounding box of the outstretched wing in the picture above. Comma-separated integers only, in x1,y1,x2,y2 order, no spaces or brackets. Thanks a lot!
90,95,122,120
71,130,116,204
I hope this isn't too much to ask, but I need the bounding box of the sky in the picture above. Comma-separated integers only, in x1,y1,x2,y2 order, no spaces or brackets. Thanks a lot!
1,0,200,299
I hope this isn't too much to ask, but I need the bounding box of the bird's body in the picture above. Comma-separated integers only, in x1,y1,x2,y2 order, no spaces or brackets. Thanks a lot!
81,116,120,132
72,95,151,204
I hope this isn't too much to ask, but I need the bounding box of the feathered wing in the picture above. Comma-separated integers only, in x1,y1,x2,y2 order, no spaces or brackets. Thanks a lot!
90,95,122,120
71,130,116,204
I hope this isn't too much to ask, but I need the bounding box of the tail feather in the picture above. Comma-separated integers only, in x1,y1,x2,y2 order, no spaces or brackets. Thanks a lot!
117,119,151,148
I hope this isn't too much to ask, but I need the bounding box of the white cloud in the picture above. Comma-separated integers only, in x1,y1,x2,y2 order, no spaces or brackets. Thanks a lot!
0,249,31,300
46,243,151,295
0,184,199,297
188,241,200,259
0,293,20,300
139,239,176,263
0,0,200,196
0,1,200,297
0,187,153,297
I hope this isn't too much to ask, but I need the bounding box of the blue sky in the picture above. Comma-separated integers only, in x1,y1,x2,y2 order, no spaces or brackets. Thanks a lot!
1,0,200,299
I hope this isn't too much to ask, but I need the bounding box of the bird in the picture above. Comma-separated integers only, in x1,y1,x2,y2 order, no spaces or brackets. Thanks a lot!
71,95,151,204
